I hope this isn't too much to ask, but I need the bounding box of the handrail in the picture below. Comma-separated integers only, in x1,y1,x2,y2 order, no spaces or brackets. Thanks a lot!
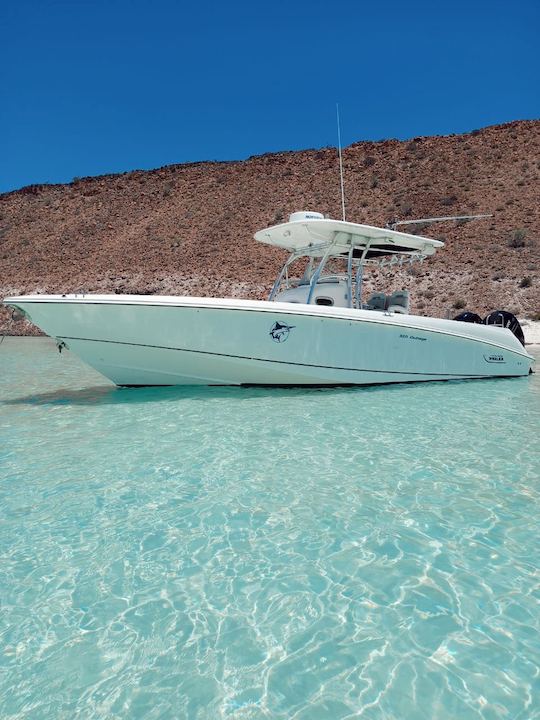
346,247,354,308
306,245,335,305
268,253,295,301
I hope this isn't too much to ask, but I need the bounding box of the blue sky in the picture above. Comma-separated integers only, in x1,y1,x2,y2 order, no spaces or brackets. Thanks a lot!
1,0,538,192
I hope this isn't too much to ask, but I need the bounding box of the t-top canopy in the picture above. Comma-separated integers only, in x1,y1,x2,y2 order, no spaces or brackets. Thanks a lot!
254,216,444,259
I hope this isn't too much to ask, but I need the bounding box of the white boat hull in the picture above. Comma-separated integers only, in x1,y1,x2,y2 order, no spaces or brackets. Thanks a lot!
4,295,534,386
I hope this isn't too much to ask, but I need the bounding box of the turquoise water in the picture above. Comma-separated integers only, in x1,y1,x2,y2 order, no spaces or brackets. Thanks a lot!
1,338,539,720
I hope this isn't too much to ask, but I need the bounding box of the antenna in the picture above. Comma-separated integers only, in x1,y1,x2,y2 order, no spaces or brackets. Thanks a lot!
336,104,346,221
387,214,492,231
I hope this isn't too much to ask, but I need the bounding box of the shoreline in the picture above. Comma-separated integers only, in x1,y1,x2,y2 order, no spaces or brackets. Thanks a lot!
519,319,540,346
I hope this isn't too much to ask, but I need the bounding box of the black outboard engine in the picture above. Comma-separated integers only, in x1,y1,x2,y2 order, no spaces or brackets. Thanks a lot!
483,310,525,346
453,311,482,323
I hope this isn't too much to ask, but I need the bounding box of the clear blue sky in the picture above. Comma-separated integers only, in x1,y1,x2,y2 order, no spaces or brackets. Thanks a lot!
1,0,538,192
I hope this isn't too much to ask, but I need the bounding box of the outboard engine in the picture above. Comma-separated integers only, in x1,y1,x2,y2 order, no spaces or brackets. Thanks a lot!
453,311,482,323
483,310,525,346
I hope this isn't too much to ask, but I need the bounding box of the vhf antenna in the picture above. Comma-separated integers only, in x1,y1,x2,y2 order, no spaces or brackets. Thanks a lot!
336,104,346,221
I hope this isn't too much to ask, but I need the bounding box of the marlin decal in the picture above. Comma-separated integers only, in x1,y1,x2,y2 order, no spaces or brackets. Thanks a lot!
269,321,295,343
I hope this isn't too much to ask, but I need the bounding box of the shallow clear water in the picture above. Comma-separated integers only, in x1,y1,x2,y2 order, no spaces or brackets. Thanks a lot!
1,338,539,719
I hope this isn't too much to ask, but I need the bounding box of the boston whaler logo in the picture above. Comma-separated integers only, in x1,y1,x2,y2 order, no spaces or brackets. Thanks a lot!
269,321,295,343
484,354,505,363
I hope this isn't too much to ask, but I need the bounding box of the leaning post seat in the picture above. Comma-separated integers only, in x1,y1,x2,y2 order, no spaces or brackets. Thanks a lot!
366,292,387,311
386,290,410,314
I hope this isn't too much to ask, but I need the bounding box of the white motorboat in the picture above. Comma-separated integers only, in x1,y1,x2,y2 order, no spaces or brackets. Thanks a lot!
3,212,534,386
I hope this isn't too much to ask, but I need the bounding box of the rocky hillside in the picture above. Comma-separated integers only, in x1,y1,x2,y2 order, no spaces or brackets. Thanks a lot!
1,120,538,334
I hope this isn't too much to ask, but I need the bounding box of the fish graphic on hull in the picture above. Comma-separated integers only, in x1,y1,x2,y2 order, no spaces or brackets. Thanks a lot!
269,321,295,343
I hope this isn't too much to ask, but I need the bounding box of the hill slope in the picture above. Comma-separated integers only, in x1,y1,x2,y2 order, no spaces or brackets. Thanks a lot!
1,120,539,334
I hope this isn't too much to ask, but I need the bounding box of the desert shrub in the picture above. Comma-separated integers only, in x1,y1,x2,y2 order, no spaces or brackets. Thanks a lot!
369,175,378,189
508,228,527,248
423,290,435,300
363,155,376,168
399,200,413,217
441,194,458,207
406,140,423,153
162,181,175,197
410,222,430,234
519,276,532,288
453,298,466,310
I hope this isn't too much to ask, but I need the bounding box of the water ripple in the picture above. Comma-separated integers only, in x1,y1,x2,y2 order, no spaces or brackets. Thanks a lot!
0,338,539,719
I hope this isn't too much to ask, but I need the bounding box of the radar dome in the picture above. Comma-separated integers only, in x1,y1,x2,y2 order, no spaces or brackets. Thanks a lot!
288,211,324,222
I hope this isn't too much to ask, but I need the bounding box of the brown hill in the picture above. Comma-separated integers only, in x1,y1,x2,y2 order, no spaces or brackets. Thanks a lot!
1,120,539,335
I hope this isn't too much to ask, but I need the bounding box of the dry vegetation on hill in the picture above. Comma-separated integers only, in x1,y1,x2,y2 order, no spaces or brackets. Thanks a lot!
1,120,538,334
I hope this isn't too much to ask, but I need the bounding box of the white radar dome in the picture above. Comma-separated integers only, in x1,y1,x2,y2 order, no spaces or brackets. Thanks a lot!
288,211,324,222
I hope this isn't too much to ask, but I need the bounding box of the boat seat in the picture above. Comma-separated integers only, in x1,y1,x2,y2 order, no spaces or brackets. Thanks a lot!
366,292,387,311
387,290,410,314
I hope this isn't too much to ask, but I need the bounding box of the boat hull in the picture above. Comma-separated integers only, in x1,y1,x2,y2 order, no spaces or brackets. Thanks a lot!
4,295,534,386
